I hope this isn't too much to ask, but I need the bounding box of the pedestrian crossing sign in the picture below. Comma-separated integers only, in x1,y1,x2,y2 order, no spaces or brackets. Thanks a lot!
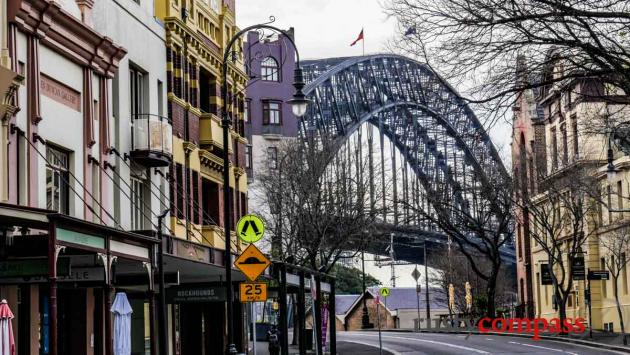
380,287,390,297
236,214,265,243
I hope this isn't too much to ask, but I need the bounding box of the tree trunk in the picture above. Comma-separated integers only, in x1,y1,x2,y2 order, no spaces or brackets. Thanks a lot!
614,277,627,345
557,292,567,333
485,261,500,318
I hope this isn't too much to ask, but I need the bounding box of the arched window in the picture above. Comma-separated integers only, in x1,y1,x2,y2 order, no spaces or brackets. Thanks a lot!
261,57,280,81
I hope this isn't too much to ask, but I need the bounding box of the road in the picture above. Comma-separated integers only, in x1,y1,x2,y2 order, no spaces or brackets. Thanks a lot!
337,331,627,355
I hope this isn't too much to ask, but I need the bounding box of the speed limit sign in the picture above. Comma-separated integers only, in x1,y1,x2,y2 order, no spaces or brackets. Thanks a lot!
240,282,268,302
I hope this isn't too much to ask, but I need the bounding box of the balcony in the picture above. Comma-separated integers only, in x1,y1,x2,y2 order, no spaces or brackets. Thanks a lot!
262,124,283,136
130,114,173,167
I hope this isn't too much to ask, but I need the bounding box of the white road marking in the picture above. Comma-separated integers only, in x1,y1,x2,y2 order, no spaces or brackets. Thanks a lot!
485,338,493,341
508,341,578,355
340,339,403,355
352,333,490,354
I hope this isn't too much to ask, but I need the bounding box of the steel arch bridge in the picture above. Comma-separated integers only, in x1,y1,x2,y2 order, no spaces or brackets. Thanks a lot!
299,54,515,264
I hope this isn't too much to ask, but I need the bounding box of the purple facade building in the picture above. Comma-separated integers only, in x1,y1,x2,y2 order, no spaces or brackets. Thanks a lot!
244,29,298,181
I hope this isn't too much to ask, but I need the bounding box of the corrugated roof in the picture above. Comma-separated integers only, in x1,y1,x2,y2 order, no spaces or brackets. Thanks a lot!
367,287,448,310
334,294,360,315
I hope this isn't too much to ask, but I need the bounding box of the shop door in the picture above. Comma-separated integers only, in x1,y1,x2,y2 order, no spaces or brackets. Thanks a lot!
58,289,87,355
179,304,202,355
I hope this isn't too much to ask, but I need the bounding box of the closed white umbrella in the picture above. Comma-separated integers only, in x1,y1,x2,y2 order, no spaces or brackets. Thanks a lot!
110,292,133,355
0,299,15,355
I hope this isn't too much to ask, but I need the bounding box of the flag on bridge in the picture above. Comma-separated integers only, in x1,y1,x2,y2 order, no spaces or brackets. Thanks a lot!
350,29,364,46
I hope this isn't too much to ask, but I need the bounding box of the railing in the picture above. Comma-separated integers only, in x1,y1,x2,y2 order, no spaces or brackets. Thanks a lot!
130,113,173,167
262,124,282,135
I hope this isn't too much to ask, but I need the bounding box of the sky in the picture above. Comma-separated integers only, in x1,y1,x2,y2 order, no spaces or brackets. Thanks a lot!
236,1,511,287
236,0,397,60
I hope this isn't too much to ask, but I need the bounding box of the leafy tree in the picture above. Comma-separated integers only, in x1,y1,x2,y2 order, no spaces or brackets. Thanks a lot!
332,265,381,295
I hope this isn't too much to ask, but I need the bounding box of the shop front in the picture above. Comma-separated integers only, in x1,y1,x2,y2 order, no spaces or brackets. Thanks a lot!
161,235,248,355
0,203,158,355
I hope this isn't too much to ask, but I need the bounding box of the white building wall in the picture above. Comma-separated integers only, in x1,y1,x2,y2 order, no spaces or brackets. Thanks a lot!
92,0,169,231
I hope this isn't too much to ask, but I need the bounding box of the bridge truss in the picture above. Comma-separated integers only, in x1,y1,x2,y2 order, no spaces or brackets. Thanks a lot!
299,54,515,265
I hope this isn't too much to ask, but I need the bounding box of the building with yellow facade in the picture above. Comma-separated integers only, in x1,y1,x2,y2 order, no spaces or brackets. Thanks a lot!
513,54,630,334
155,0,248,248
154,0,250,352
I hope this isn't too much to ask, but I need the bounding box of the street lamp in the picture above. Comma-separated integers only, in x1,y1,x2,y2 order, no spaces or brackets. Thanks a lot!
221,19,309,354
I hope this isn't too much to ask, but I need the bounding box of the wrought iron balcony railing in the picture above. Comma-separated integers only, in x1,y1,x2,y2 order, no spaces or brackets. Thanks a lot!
130,113,173,167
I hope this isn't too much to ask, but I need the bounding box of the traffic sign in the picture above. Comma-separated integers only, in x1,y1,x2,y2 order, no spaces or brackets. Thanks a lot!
411,268,421,282
235,244,271,281
380,287,390,297
236,214,265,243
239,282,267,302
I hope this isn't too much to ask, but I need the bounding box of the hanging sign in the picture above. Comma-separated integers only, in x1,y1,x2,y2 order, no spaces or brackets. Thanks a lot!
541,264,553,285
236,214,265,243
235,244,271,281
588,270,610,280
572,256,586,280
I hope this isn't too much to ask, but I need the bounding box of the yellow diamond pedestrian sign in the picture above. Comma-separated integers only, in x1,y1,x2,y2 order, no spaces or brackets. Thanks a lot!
380,287,390,298
236,214,265,243
235,244,270,281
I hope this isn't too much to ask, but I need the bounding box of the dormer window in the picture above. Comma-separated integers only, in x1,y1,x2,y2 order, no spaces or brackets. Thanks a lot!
261,57,280,82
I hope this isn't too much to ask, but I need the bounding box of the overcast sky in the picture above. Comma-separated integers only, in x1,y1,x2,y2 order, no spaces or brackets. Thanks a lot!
236,0,512,160
236,0,397,59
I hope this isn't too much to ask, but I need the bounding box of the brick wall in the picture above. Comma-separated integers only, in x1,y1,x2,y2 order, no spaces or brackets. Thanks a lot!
342,297,396,331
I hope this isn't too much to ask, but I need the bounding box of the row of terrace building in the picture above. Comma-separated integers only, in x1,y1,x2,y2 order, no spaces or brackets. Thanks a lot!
0,0,301,353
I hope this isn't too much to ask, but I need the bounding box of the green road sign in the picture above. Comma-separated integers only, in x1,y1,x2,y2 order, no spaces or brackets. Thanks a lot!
380,287,390,297
236,214,265,243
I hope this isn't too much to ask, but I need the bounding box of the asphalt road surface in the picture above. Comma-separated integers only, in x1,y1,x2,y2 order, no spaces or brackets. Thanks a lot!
338,331,628,355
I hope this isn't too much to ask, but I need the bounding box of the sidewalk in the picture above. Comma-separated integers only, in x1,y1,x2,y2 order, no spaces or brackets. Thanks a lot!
251,341,394,355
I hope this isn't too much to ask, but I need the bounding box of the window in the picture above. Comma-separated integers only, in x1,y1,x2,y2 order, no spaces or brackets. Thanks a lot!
93,99,99,122
623,252,628,295
175,163,184,219
267,147,278,169
158,80,164,117
131,177,146,230
571,115,578,157
551,126,558,170
560,123,568,166
46,146,70,214
92,164,100,223
245,145,252,169
192,170,200,224
262,101,281,125
602,257,608,298
261,57,280,81
244,100,250,123
618,181,623,212
130,66,145,117
608,185,613,223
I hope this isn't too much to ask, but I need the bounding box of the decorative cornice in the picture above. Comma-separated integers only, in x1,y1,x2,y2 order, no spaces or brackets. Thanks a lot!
8,0,127,78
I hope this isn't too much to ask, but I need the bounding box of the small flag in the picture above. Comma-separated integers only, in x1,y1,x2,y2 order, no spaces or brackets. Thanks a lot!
350,29,364,46
404,26,416,36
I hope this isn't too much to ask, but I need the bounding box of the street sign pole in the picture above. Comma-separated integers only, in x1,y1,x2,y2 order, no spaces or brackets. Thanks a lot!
416,279,421,331
376,297,383,355
252,302,257,355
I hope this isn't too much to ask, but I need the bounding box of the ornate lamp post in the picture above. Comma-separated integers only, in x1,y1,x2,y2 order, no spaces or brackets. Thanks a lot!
221,18,309,354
